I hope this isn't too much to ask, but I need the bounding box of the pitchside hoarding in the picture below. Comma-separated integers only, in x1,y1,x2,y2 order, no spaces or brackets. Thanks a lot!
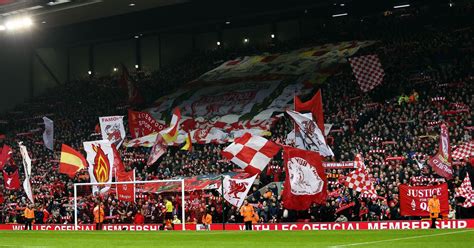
1,219,472,231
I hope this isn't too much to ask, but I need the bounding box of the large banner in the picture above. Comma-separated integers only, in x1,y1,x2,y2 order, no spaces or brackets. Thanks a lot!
149,79,303,132
399,183,449,217
84,140,115,194
195,41,376,83
1,219,473,231
99,116,126,148
128,110,166,138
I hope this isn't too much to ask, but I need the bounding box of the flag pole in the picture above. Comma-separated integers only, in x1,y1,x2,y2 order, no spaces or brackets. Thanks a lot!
221,175,225,230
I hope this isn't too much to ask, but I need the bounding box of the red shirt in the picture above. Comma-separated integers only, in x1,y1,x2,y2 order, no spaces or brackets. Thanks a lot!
134,213,145,224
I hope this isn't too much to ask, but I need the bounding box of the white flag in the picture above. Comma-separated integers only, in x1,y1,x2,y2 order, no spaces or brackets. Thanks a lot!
42,117,54,151
220,175,257,208
23,178,34,203
18,142,32,176
83,140,115,194
286,110,334,157
99,116,126,148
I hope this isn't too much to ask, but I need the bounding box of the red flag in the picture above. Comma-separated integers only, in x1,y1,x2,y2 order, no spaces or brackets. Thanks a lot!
59,144,87,178
295,89,325,136
282,146,327,210
127,109,166,138
3,169,20,190
428,124,453,179
0,145,12,171
119,65,144,105
399,183,449,217
112,144,135,203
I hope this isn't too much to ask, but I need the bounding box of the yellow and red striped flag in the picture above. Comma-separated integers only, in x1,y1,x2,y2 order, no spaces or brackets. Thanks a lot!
59,144,87,178
181,132,192,151
160,107,181,144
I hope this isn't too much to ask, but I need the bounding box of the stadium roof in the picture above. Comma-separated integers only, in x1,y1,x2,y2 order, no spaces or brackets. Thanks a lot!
0,0,188,27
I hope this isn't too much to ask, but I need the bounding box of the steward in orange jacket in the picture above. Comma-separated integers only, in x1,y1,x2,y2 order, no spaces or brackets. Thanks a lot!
240,200,255,231
428,194,441,228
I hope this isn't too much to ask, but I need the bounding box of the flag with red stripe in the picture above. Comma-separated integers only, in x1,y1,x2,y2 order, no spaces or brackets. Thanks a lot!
59,144,87,178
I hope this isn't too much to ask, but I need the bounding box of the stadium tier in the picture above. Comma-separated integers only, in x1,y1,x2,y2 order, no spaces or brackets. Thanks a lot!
0,1,473,244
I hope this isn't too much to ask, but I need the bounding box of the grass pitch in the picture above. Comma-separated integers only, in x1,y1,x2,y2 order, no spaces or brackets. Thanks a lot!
0,229,473,248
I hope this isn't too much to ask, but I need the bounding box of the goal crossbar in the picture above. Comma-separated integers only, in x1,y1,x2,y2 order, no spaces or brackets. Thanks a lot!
73,179,185,231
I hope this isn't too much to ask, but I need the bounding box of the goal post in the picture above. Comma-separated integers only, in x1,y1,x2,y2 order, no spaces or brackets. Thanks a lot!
73,179,185,231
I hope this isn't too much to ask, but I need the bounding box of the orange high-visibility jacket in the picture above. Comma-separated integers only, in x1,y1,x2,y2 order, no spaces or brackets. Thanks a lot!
24,208,35,219
428,198,440,218
240,205,255,222
93,206,105,223
202,214,212,225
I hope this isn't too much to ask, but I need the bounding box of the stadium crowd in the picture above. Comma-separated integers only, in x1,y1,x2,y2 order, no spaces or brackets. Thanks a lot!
0,7,473,226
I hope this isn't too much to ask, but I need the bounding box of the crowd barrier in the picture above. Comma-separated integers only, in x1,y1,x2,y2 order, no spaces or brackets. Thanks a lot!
1,219,473,231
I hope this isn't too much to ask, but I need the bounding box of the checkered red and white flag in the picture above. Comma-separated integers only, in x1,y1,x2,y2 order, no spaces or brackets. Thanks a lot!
452,141,474,160
349,54,385,92
455,173,474,208
222,133,280,175
344,154,377,198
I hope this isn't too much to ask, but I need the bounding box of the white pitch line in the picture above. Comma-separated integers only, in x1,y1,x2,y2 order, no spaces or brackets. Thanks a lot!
328,229,474,248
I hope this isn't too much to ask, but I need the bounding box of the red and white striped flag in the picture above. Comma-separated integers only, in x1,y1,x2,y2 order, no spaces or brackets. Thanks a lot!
455,173,474,208
349,54,385,92
222,133,280,175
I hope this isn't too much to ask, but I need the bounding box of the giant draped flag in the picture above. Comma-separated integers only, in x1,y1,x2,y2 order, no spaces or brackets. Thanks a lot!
127,110,166,139
220,175,257,208
286,110,334,157
84,140,115,194
112,144,135,203
282,146,327,210
160,107,181,144
3,170,20,190
294,90,325,136
18,142,32,177
348,54,385,92
42,117,54,151
344,154,378,198
428,124,453,179
222,133,280,175
455,173,474,208
452,141,474,160
99,116,126,148
0,144,12,170
59,144,87,178
148,41,376,133
399,183,449,217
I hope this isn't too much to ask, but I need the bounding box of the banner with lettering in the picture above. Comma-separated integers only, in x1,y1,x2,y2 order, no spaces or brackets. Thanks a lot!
399,183,449,217
99,116,126,148
128,110,166,138
428,124,453,179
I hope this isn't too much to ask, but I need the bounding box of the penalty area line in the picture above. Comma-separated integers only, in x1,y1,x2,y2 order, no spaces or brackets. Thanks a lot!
328,229,474,248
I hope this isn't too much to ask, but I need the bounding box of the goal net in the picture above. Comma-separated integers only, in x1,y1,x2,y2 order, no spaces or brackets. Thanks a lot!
73,179,185,231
